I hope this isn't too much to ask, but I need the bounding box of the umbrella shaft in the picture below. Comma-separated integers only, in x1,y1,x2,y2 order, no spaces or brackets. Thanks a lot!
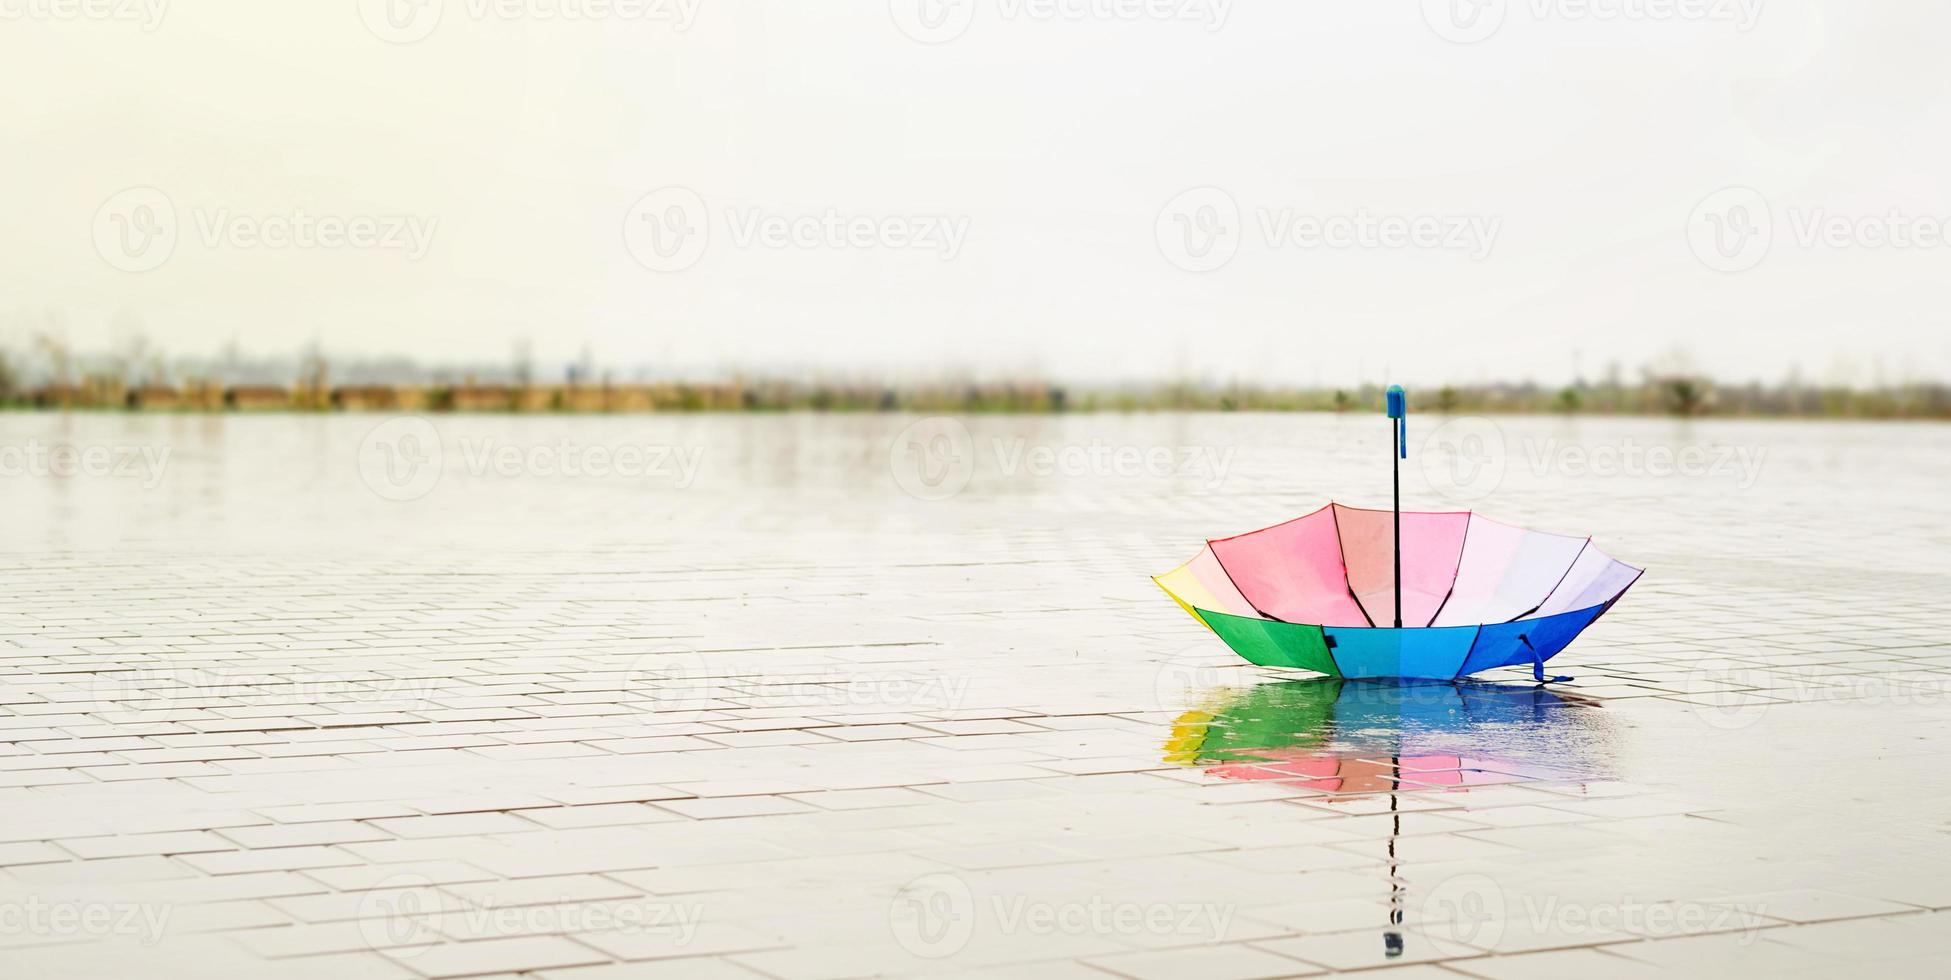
1391,421,1401,628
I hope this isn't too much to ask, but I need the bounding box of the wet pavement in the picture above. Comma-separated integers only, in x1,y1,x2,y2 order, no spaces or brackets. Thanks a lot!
2,411,1950,978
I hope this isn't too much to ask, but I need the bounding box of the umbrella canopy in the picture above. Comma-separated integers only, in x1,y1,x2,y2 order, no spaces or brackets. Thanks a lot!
1155,504,1642,680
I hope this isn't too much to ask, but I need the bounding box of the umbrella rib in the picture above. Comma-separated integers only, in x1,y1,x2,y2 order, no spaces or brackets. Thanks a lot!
1204,541,1291,624
1425,510,1475,629
1327,503,1376,628
1505,537,1591,623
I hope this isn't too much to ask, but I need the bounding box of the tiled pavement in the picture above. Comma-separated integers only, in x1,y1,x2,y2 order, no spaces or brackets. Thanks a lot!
3,413,1951,978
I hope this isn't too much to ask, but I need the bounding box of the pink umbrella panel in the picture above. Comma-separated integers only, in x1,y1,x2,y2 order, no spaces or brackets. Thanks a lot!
1155,504,1642,680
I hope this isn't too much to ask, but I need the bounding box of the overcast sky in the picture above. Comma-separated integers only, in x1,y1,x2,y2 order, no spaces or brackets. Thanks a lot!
4,1,1948,387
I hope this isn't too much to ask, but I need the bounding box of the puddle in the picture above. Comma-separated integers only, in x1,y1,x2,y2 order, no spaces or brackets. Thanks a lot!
1165,678,1619,797
1164,679,1627,959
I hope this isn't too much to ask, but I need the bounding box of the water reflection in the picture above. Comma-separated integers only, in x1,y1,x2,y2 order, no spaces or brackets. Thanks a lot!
1164,679,1618,960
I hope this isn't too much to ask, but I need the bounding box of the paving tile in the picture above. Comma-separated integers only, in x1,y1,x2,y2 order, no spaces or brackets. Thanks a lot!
219,821,399,848
178,846,364,875
652,796,816,820
577,922,782,961
56,831,236,859
0,841,71,866
1445,947,1673,979
369,813,541,839
381,936,608,977
1084,943,1327,978
515,803,686,829
1705,889,1915,924
533,962,767,980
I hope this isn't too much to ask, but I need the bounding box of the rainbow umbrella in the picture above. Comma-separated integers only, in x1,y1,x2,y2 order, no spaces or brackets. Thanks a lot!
1156,387,1641,681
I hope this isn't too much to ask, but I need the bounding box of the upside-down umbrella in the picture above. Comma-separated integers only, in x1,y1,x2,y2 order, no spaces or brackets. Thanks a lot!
1156,386,1641,681
1163,677,1617,959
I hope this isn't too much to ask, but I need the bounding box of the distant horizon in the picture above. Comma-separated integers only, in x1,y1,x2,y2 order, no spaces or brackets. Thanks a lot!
1,335,1941,393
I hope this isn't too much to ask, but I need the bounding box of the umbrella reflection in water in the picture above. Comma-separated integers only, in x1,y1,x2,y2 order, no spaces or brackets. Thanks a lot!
1163,678,1619,959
